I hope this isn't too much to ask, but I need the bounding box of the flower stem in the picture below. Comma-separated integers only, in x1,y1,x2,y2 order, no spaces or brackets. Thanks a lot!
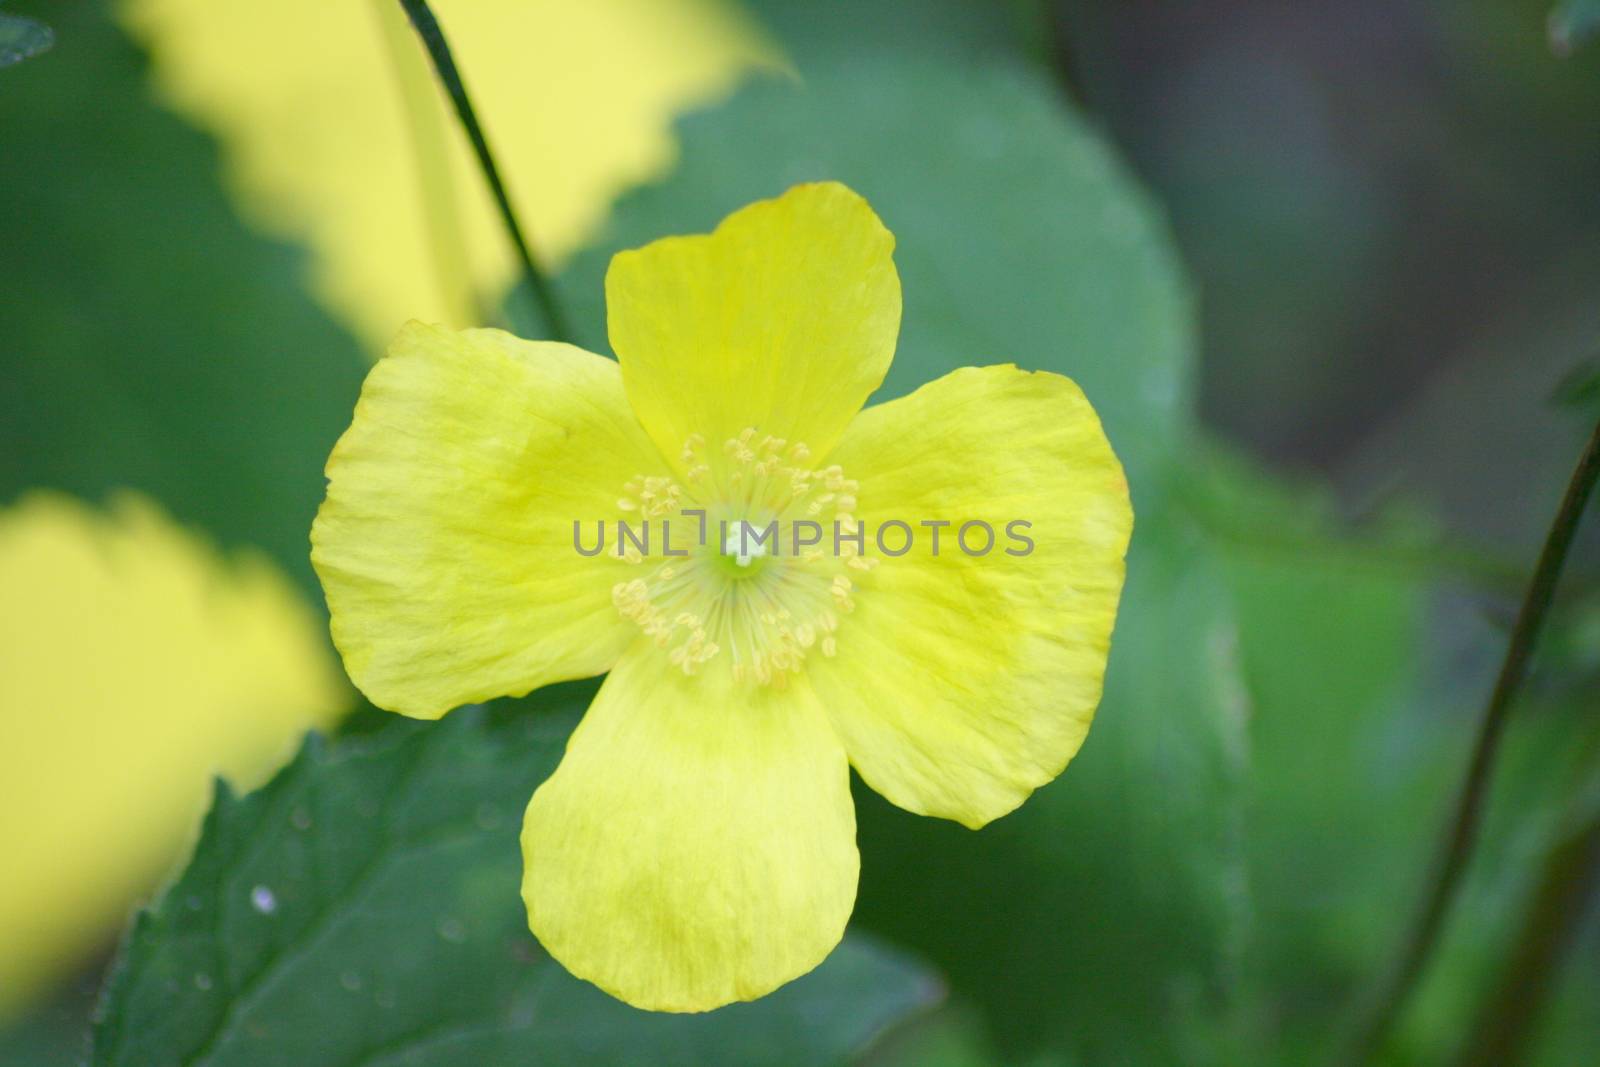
1041,4,1091,111
1453,809,1600,1067
1346,415,1600,1063
397,0,572,343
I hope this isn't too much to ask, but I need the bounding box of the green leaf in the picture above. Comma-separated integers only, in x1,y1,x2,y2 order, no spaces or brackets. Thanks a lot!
1180,445,1439,1056
865,1006,1007,1067
1173,445,1600,1064
530,37,1230,1061
743,0,1036,67
0,7,52,70
538,57,1195,491
1550,0,1600,55
0,979,95,1067
1550,355,1600,414
851,508,1253,1064
0,3,366,593
92,682,940,1067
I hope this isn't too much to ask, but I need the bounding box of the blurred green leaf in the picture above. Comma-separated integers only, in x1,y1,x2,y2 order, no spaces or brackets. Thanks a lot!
0,6,51,69
1395,653,1600,1065
1521,921,1600,1065
744,0,1035,66
527,37,1240,1061
862,1007,1006,1067
0,2,366,592
1185,445,1600,1066
1550,0,1600,55
92,682,940,1067
0,978,94,1067
1550,355,1600,414
536,59,1195,489
1181,445,1443,1059
846,510,1254,1064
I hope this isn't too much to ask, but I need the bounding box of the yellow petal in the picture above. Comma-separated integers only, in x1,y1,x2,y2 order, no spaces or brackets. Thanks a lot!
0,492,345,1021
522,643,858,1012
115,0,776,351
607,182,901,469
814,366,1132,829
312,323,663,718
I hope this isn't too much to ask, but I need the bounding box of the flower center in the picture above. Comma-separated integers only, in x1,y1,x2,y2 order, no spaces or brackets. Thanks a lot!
721,521,768,568
611,429,876,685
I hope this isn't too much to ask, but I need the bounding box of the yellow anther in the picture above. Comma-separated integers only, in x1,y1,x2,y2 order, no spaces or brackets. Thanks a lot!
609,432,881,685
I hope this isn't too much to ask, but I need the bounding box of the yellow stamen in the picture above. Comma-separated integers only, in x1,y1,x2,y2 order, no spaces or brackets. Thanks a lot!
609,429,878,684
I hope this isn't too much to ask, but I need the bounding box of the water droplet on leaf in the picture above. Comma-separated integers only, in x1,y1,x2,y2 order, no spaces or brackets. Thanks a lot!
249,885,277,914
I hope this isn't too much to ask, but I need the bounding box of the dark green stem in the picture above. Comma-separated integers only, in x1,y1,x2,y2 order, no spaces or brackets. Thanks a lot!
397,0,571,343
1347,416,1600,1063
1040,0,1091,110
1454,811,1600,1067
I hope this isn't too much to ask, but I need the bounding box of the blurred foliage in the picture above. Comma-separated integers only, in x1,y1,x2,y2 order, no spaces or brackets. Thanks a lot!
109,0,772,352
1393,601,1600,1065
93,684,939,1066
1550,0,1600,54
0,0,366,596
1058,0,1600,475
0,0,367,1041
1551,356,1600,416
2,0,1599,1065
1185,448,1446,1061
0,2,51,67
0,492,345,1021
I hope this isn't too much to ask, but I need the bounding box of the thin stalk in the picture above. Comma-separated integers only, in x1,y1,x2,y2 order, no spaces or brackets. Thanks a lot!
1454,811,1600,1067
1041,0,1091,110
397,0,571,342
1346,416,1600,1063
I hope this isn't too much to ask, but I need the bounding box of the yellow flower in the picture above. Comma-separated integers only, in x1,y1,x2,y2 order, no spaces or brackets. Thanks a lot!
0,492,347,1021
114,0,773,353
311,183,1133,1012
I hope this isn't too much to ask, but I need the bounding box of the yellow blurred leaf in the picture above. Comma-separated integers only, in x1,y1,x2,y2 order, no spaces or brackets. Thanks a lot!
0,492,347,1020
114,0,775,350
